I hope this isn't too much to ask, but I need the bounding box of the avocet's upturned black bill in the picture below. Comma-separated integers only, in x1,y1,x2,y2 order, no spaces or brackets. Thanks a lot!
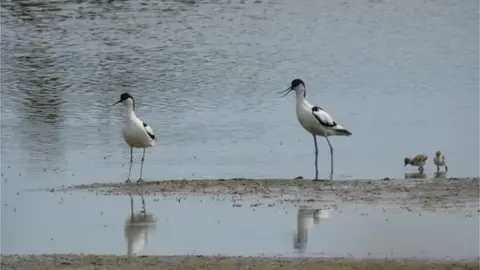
113,92,156,183
282,79,352,181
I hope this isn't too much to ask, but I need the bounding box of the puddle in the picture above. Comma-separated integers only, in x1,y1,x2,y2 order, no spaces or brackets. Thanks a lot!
1,191,478,259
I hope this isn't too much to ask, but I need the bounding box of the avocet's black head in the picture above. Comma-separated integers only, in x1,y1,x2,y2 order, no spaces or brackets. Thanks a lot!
113,92,135,110
279,78,306,97
291,79,305,90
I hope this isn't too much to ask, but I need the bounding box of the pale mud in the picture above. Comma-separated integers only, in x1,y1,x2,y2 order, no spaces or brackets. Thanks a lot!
52,177,480,210
1,255,478,270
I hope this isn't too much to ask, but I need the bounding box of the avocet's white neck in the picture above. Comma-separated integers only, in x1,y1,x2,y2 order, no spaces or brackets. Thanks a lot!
123,98,137,120
124,98,135,111
294,85,307,105
125,107,136,120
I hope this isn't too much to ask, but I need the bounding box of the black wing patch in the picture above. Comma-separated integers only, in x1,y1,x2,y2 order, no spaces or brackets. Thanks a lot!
143,122,156,140
312,106,337,128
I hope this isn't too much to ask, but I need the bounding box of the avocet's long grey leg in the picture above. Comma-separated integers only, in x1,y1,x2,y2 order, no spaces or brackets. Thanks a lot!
325,137,334,181
313,135,319,180
126,148,133,183
137,148,146,183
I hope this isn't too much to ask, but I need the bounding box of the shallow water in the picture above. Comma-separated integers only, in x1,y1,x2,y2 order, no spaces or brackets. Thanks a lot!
0,0,479,188
1,191,478,259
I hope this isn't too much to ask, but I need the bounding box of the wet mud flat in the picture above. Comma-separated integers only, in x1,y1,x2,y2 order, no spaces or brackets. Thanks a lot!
59,178,480,209
1,255,478,270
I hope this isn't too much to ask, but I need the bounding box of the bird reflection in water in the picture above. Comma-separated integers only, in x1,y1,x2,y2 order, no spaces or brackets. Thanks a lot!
124,193,157,256
404,172,427,179
293,207,332,252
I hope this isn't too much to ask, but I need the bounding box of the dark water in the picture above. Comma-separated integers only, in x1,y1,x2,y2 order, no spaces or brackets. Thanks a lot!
0,0,479,259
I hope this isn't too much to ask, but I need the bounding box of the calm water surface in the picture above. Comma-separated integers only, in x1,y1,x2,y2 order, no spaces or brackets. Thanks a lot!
1,191,479,258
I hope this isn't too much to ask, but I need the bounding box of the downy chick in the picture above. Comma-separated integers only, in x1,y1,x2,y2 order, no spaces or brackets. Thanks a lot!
404,154,428,172
433,151,448,172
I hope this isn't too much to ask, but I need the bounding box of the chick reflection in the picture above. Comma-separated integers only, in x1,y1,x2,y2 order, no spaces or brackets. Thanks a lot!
434,171,447,179
124,194,157,256
404,172,427,179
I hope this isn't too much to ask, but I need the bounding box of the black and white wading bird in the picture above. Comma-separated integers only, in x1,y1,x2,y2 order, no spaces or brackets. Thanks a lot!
113,93,156,183
280,79,352,181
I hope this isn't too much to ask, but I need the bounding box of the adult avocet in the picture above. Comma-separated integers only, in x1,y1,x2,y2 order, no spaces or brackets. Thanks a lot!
280,79,352,181
113,93,156,183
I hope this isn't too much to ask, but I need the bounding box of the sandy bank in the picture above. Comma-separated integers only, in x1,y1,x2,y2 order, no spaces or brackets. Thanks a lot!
54,178,480,209
1,255,478,270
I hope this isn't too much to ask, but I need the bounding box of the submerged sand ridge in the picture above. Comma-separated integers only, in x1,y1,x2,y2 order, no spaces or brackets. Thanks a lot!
54,177,480,209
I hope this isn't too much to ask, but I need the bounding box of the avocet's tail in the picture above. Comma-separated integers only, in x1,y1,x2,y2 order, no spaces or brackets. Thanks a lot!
333,126,352,136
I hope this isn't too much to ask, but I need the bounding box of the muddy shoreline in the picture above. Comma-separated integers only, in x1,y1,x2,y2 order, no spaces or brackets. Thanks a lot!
1,255,478,270
52,178,480,209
